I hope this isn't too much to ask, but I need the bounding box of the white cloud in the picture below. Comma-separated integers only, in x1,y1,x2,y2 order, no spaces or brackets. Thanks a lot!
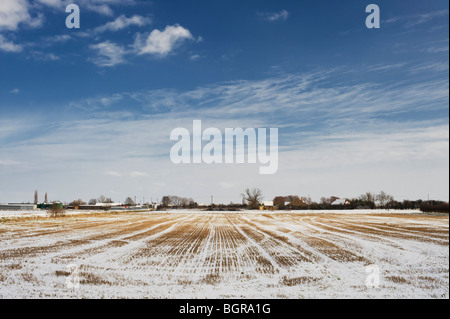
0,0,138,33
0,0,30,31
258,9,289,22
0,159,21,166
105,171,148,178
88,24,196,66
44,34,71,44
0,0,43,31
35,0,63,7
219,182,237,190
189,54,202,61
0,35,23,52
95,15,151,33
89,41,127,67
1,114,447,203
134,24,193,57
130,171,147,177
9,88,20,94
85,4,114,16
105,171,122,177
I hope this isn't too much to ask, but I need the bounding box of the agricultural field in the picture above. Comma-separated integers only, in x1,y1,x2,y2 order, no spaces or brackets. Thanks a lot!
0,211,448,298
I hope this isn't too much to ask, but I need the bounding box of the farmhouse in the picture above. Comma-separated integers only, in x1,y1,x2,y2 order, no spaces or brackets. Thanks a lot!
289,197,307,208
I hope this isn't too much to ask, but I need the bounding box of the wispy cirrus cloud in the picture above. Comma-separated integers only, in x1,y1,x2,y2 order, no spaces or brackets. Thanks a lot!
405,9,449,28
258,9,289,22
68,62,449,124
28,50,60,61
384,9,449,29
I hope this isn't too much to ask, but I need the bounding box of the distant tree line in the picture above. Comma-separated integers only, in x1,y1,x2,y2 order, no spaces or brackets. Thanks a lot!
45,188,448,214
161,195,196,208
276,191,428,211
67,195,114,207
243,189,448,212
419,201,449,213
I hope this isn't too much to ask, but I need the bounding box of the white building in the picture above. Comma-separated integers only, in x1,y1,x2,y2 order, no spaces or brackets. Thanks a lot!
0,203,37,210
94,202,123,207
262,201,274,207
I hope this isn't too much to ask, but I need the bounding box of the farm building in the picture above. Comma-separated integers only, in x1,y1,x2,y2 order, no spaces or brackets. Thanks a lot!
260,201,276,210
289,197,307,208
37,202,63,209
95,202,123,207
0,203,37,211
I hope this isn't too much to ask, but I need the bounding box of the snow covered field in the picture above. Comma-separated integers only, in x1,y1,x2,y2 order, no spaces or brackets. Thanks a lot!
0,211,448,298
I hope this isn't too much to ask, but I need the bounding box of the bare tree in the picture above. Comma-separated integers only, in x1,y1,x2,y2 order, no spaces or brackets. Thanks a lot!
69,198,86,207
48,203,66,218
320,197,333,205
97,195,113,203
242,188,263,209
88,198,97,205
171,196,187,207
44,192,48,204
360,192,376,204
161,195,193,207
376,191,394,209
304,196,313,208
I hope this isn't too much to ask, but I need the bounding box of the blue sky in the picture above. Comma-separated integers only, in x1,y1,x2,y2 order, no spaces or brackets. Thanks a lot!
0,0,448,204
